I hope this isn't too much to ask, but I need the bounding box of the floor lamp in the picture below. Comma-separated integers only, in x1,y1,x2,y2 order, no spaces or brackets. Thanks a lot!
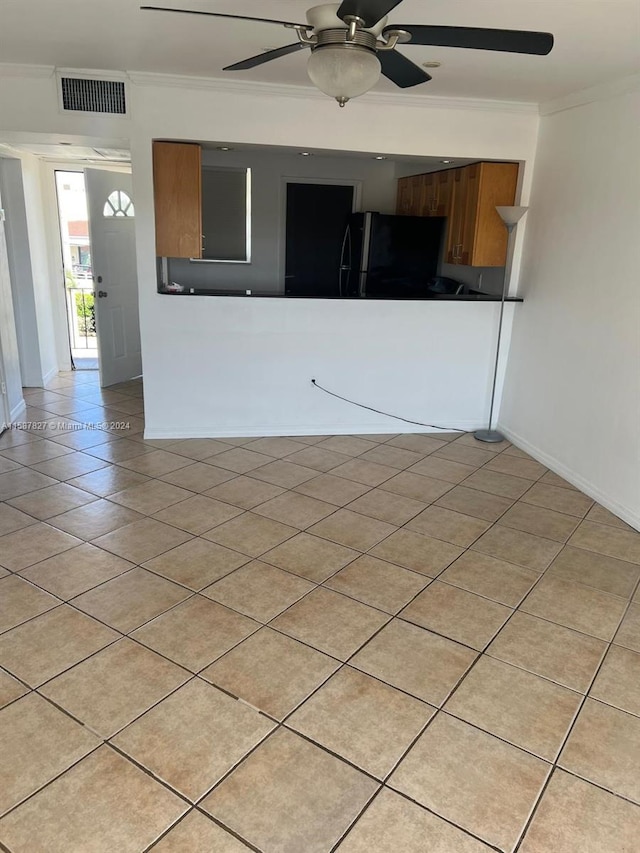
474,205,529,443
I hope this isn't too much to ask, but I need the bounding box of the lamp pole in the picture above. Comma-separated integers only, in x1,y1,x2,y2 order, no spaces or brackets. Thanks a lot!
474,206,528,444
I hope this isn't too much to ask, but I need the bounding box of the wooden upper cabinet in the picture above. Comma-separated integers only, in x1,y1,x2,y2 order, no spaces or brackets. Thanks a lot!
421,174,437,216
398,161,518,266
420,169,454,218
153,141,202,258
460,163,482,266
396,175,425,216
396,176,413,215
447,168,469,263
467,162,518,267
434,169,454,217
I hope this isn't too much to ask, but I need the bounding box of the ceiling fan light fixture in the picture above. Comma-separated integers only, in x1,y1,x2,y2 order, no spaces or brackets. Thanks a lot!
142,3,555,99
307,45,381,106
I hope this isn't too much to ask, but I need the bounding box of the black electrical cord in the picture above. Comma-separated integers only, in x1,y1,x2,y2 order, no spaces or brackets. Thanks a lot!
310,379,465,432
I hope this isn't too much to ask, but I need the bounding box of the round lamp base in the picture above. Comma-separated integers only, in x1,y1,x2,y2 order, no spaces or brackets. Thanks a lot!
474,429,506,444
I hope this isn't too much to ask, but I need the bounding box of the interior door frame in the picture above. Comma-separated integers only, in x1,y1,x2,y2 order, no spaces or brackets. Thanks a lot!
0,186,17,428
0,340,11,429
279,177,362,292
45,162,132,375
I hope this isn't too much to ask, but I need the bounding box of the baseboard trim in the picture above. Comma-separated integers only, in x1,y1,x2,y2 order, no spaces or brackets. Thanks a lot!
41,366,58,387
10,398,26,422
499,424,640,532
143,419,486,441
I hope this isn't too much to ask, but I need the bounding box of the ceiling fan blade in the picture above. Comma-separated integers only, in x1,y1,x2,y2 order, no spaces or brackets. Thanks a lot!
337,0,403,28
379,50,432,88
385,25,554,55
140,6,307,28
224,43,308,72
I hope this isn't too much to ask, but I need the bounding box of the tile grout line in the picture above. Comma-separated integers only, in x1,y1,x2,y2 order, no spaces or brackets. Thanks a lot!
3,378,640,850
510,565,640,850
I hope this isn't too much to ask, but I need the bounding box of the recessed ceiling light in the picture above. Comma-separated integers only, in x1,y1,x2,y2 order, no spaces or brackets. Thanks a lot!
374,156,388,160
423,61,442,68
216,146,233,151
300,151,312,157
441,159,454,164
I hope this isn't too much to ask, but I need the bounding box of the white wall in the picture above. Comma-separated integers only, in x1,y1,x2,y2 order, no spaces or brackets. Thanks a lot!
0,150,60,386
168,147,398,293
21,153,60,384
500,86,640,529
127,76,539,436
0,157,44,386
144,296,513,437
0,68,539,429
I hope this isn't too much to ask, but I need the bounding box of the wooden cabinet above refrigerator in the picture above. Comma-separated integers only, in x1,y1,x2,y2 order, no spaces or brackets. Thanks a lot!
397,161,518,267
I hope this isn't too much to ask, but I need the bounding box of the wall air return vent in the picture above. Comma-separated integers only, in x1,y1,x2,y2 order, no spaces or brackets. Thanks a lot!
60,76,127,115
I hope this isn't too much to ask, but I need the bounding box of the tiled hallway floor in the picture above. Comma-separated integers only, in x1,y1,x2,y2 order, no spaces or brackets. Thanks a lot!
1,371,639,852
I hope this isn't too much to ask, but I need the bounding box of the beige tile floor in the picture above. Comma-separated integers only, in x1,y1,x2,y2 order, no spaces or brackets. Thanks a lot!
0,370,639,852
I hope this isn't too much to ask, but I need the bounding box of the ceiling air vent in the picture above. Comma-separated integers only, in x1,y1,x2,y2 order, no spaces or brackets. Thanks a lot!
60,76,126,115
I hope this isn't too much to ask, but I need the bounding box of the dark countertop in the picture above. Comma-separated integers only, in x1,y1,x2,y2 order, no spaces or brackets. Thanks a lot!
158,288,523,302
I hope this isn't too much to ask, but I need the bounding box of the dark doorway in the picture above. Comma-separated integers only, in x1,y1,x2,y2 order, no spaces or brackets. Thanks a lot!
285,182,355,297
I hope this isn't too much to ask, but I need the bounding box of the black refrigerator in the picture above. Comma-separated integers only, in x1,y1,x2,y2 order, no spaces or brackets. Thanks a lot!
339,212,446,299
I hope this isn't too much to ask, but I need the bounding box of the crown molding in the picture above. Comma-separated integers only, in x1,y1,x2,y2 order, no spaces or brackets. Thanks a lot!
539,72,640,116
127,70,539,114
0,63,55,79
56,67,129,81
0,62,539,114
3,62,637,116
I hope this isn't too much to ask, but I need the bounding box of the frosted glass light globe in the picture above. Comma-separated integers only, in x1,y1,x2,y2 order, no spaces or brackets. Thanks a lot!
308,47,381,106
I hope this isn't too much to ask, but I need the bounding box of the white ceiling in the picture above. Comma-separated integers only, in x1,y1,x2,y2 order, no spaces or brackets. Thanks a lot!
1,1,638,103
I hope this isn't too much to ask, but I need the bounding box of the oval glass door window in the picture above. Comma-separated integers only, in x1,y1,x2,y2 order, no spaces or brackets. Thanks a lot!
103,190,135,217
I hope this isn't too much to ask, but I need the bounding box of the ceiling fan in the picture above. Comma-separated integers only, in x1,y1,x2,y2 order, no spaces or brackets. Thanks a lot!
141,1,554,107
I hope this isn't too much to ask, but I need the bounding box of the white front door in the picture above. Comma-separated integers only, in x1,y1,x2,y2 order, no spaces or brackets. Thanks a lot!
84,169,142,388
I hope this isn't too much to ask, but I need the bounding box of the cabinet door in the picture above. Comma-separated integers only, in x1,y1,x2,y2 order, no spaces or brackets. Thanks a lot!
396,177,413,215
446,168,468,263
469,162,518,266
435,169,454,217
421,173,437,216
460,163,481,266
408,175,424,215
153,141,202,258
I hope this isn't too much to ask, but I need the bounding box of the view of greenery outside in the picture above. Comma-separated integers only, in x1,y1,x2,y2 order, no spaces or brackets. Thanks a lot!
74,291,96,336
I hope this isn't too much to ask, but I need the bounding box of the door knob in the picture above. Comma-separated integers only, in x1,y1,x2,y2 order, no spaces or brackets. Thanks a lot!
98,291,108,298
